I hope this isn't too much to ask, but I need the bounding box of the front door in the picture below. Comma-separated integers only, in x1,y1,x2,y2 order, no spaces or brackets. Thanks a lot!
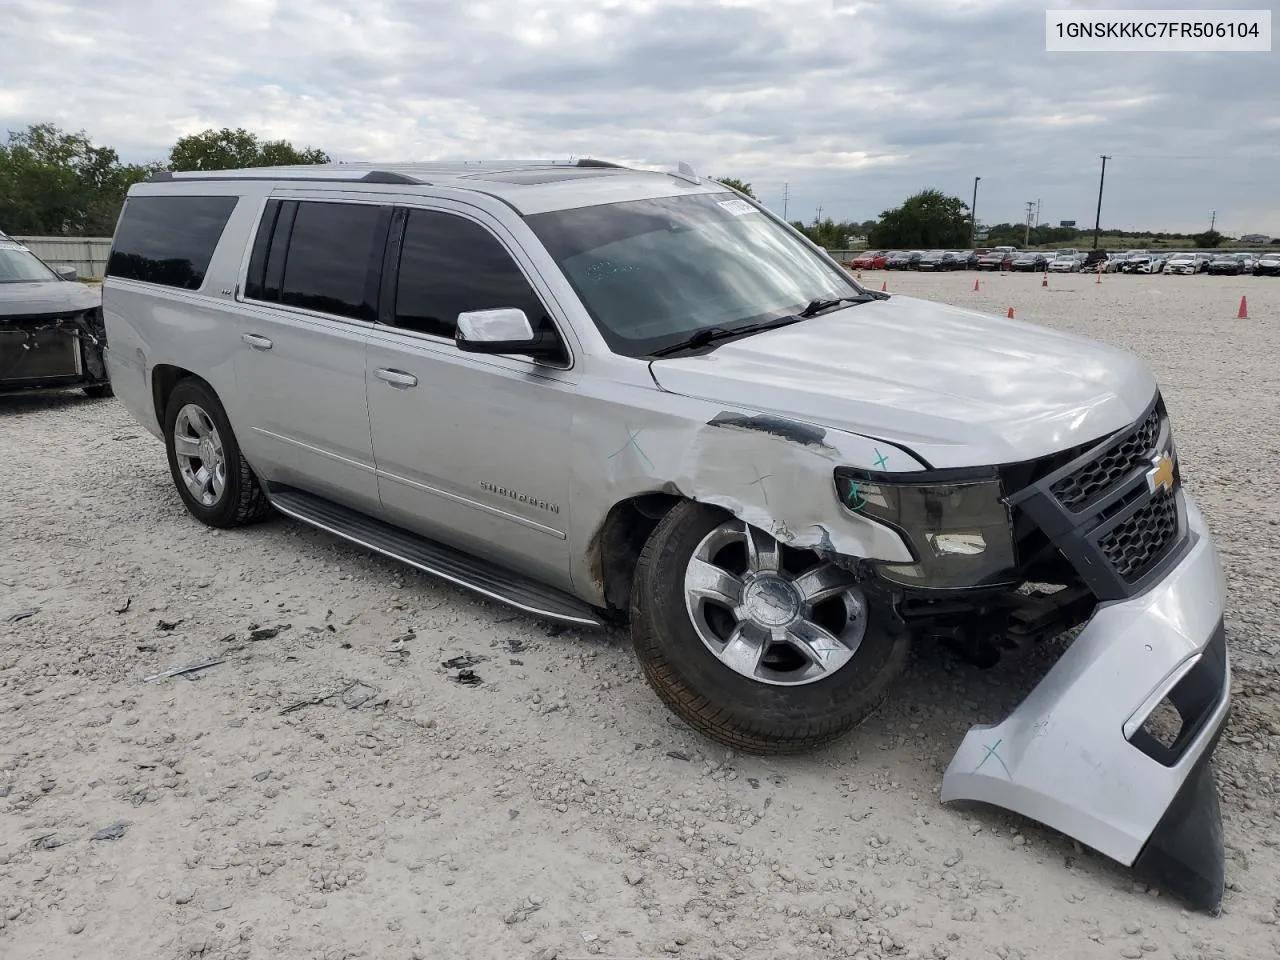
232,197,391,512
364,205,576,591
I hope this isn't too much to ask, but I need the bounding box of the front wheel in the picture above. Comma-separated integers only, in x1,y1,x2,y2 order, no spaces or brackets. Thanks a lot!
630,502,909,754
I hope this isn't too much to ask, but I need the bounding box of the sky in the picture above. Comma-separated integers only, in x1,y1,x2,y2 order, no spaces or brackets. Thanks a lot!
1,0,1276,235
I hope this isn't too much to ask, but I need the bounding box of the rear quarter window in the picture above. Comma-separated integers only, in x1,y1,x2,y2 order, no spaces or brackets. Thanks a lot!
106,195,239,290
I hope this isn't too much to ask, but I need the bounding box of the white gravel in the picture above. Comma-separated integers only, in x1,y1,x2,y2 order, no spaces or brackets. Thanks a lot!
2,270,1278,960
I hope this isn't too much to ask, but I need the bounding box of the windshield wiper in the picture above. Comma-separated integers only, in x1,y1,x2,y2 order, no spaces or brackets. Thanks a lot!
649,315,806,358
798,292,884,317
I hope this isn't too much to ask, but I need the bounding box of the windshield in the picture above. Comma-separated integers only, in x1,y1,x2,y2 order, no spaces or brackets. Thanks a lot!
0,242,60,283
525,193,862,357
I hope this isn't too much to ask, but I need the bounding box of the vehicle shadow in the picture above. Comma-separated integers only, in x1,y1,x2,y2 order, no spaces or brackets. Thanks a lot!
0,389,105,415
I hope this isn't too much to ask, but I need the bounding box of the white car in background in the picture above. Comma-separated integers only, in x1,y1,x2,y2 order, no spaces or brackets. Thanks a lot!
1047,253,1081,272
1164,254,1204,275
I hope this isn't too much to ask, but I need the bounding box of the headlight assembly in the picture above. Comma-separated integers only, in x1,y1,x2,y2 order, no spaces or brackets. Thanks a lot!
833,467,1017,590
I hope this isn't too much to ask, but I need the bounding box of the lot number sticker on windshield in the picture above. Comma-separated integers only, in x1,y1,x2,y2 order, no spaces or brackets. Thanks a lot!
717,198,756,216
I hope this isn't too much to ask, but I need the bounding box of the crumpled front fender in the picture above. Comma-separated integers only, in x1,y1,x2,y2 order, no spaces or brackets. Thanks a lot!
941,493,1230,912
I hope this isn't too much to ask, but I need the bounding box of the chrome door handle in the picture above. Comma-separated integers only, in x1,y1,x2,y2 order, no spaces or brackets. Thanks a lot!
375,368,418,388
241,333,273,350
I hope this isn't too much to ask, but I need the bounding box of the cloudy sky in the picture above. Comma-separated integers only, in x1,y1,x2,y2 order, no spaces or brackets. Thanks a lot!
1,0,1276,234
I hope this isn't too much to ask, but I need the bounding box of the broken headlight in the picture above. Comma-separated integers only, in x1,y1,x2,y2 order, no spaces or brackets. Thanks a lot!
833,467,1017,589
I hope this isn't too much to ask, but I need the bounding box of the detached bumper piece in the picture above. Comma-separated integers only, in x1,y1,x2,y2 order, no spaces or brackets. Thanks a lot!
942,396,1231,913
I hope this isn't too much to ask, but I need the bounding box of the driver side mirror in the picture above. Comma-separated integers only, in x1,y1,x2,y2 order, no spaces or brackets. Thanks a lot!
57,267,78,281
455,308,564,361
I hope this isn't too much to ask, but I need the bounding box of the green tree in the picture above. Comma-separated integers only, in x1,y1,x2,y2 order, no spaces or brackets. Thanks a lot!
0,123,157,235
868,189,971,249
1191,229,1223,248
169,128,329,172
714,176,755,198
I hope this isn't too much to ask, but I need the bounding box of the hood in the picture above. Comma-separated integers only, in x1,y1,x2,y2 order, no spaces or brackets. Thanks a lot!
649,295,1155,469
0,280,99,318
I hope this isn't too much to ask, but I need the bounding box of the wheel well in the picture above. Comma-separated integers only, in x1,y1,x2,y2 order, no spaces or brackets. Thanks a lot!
151,364,205,424
591,493,684,613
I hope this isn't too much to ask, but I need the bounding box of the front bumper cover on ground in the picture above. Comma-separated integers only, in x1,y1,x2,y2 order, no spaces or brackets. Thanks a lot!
941,493,1230,913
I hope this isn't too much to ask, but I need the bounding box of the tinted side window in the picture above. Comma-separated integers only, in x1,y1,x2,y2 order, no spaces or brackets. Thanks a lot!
106,195,238,290
394,210,554,340
279,201,388,322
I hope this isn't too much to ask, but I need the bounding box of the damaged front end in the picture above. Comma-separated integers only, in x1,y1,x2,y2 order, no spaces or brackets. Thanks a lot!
937,397,1230,913
0,307,110,394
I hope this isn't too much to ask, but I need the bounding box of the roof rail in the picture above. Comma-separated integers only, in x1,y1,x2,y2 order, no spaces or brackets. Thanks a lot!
143,169,427,185
575,158,626,169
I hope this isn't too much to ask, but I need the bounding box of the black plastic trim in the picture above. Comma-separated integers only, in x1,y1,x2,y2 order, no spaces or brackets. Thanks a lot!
1132,719,1227,914
1129,621,1229,767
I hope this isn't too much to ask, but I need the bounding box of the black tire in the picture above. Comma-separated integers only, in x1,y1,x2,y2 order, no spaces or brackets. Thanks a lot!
630,501,910,755
82,383,113,399
163,378,272,528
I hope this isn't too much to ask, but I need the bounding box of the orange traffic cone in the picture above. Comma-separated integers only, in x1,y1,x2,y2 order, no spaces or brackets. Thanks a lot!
881,281,888,293
1007,307,1015,319
1041,272,1048,288
1237,296,1249,319
972,277,980,292
1096,266,1102,284
856,271,862,280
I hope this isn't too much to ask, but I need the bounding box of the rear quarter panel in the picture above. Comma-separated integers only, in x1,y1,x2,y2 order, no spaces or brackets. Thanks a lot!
103,185,265,440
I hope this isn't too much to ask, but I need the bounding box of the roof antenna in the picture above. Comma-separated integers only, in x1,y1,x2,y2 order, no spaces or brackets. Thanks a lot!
671,160,701,185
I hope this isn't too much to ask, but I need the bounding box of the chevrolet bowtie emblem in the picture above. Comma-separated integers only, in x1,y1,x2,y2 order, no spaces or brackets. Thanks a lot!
1146,451,1176,495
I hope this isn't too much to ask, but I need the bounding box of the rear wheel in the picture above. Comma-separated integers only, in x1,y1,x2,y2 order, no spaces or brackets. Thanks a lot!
630,501,909,754
163,379,272,528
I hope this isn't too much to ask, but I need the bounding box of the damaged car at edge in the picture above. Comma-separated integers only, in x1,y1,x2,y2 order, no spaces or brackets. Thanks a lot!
1,231,112,398
101,161,1231,912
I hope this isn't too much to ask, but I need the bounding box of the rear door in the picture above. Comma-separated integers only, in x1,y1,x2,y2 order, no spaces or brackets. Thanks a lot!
233,196,391,512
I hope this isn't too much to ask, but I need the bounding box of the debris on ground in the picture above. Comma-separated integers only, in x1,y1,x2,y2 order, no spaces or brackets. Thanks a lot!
4,608,39,624
341,681,379,709
248,623,291,642
113,596,132,614
141,656,226,683
90,821,129,841
441,653,487,670
447,667,482,685
155,617,184,632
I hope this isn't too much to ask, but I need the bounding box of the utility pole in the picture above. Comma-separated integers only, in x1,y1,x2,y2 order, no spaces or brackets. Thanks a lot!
815,205,823,225
1209,210,1216,232
1093,155,1111,250
1035,199,1042,228
970,176,981,248
1024,201,1036,247
782,183,789,221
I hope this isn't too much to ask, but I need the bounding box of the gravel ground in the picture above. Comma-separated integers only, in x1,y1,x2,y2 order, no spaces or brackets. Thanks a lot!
1,271,1277,960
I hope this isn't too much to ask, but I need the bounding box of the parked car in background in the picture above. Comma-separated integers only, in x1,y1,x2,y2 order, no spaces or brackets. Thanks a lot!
952,250,981,270
939,250,969,270
1083,249,1109,270
887,250,926,270
916,250,948,271
850,250,888,270
0,231,112,398
1048,253,1081,273
1136,252,1167,274
1254,252,1280,276
1011,252,1049,272
1235,253,1257,274
1163,254,1203,275
1207,253,1246,275
976,250,1014,271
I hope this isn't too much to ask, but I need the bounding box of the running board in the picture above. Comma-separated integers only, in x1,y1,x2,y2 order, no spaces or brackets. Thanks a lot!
266,487,604,628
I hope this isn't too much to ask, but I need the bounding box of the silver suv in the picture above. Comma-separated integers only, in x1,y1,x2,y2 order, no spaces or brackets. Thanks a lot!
102,161,1229,909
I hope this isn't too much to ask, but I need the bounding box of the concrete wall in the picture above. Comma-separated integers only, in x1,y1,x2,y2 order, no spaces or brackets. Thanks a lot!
14,236,112,280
